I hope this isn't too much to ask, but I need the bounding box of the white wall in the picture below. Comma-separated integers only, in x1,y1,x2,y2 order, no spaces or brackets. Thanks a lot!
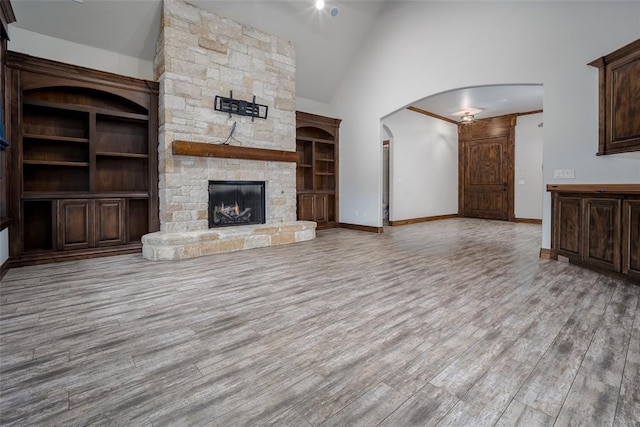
0,229,8,267
8,27,153,80
296,97,335,118
515,113,544,220
330,1,640,249
383,109,458,222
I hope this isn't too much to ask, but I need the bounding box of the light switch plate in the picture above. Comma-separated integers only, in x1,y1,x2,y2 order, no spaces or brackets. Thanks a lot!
553,169,575,179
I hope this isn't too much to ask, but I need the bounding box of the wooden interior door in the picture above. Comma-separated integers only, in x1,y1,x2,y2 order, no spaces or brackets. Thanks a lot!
459,115,515,221
462,137,510,220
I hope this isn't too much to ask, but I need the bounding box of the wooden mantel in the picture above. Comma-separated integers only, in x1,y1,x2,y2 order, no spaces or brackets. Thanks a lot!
173,140,297,163
546,184,640,194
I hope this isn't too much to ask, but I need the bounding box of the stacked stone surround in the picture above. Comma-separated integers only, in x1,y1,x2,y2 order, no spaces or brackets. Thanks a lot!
143,0,314,261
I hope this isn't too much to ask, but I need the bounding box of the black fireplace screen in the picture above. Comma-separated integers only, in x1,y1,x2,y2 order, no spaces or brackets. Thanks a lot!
208,180,265,228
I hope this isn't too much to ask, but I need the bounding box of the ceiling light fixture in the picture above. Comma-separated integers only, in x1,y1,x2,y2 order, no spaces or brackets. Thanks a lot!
460,112,475,124
315,0,325,10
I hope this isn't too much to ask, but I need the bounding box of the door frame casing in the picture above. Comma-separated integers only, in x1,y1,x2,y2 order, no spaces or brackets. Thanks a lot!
458,115,516,221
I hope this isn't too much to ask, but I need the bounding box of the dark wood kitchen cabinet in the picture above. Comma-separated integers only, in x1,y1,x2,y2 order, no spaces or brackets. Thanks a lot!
588,38,640,155
549,184,640,284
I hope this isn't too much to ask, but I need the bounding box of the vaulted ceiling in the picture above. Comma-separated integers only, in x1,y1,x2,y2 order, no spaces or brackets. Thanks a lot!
10,0,542,119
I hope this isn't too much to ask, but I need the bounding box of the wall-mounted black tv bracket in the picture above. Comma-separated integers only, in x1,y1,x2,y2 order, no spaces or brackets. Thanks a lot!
214,91,268,121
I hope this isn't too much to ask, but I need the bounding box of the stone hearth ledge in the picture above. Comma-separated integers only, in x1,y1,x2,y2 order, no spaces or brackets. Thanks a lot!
141,221,316,261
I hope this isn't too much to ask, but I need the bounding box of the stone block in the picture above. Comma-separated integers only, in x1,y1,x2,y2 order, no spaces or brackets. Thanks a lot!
166,0,201,24
198,232,220,242
200,238,245,255
156,246,179,261
243,234,271,249
271,232,296,246
198,37,228,54
278,224,304,232
295,228,316,242
253,226,279,235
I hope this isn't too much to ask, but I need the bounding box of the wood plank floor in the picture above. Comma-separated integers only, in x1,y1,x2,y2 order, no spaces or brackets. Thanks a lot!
1,218,638,426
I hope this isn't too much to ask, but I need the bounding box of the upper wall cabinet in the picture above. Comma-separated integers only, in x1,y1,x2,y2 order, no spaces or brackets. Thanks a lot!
589,38,640,155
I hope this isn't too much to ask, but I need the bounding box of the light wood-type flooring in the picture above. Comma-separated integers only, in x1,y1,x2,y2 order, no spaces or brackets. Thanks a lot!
1,218,639,426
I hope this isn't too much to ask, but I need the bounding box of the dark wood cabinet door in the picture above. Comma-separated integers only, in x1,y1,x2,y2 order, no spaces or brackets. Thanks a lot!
462,137,510,220
590,38,640,155
58,199,93,250
584,198,621,272
314,194,328,223
623,200,640,279
555,196,582,259
297,194,314,221
96,199,125,246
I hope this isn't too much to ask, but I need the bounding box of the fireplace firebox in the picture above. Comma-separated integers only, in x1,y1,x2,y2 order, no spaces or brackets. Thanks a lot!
208,181,266,228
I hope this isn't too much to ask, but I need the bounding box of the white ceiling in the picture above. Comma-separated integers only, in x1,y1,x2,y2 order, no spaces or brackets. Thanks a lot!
10,0,543,119
411,85,544,122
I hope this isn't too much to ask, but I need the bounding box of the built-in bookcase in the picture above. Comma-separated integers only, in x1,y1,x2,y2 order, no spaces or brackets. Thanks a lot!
295,111,341,229
6,52,159,266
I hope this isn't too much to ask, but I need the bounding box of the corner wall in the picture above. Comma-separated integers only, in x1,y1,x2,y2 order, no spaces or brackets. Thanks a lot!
515,113,544,220
330,1,640,249
0,229,8,268
8,27,153,80
382,109,458,222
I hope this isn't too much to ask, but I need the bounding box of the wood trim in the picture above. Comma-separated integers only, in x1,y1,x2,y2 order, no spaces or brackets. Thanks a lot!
515,110,543,117
0,217,10,230
0,257,8,281
513,218,542,224
173,141,297,163
338,223,384,233
546,184,640,194
406,106,459,125
539,248,552,259
588,38,640,67
389,213,458,226
9,244,143,268
0,0,16,39
569,257,639,286
407,107,541,125
296,111,342,137
7,52,158,109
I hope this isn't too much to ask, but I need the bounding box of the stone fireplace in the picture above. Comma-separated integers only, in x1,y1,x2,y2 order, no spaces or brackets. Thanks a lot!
141,0,315,261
